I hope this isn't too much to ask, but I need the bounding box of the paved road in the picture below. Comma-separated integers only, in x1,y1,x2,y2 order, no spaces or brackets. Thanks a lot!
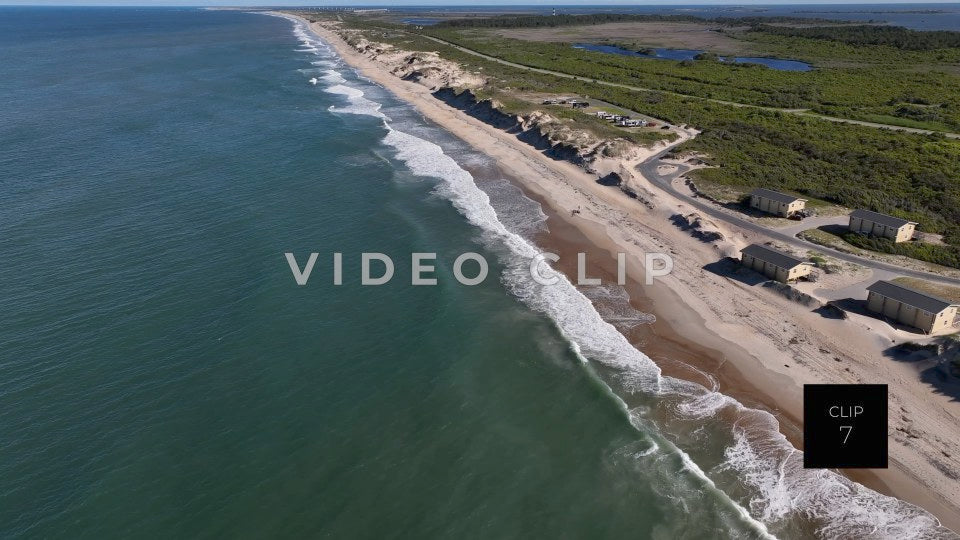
410,31,960,286
417,33,960,140
773,214,847,238
636,150,960,287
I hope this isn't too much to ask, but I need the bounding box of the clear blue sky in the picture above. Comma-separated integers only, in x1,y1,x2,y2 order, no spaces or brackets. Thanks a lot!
4,1,960,5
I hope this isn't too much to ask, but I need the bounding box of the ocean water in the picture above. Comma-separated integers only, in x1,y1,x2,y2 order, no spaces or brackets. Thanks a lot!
0,7,955,539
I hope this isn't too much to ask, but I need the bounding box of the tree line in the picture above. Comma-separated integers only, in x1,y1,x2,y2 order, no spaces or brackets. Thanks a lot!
434,13,836,30
357,21,960,262
433,13,960,51
752,24,960,51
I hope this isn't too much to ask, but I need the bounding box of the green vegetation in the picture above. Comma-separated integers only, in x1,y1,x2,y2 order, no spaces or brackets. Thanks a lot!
421,27,960,130
475,90,676,145
407,24,960,232
799,228,864,253
800,228,960,270
840,233,960,269
315,13,960,266
688,117,960,238
433,13,839,30
752,24,960,51
540,105,676,145
335,20,675,148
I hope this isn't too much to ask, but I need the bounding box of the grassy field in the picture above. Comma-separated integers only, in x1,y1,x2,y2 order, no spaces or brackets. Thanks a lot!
489,22,760,53
799,228,867,254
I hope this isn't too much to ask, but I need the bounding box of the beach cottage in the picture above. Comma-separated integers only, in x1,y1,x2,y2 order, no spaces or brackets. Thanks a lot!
740,244,811,283
848,209,917,243
749,188,807,217
865,280,958,334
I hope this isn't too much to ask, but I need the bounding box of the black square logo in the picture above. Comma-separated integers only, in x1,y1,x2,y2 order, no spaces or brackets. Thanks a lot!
803,384,887,469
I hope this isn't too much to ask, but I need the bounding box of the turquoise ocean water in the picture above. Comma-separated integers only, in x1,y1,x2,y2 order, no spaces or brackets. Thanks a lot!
0,8,954,539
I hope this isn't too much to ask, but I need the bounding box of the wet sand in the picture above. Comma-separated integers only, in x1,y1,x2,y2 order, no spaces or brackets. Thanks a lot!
290,13,960,533
494,162,960,533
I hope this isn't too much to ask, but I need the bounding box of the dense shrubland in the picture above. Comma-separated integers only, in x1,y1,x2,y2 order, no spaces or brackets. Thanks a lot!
422,28,960,131
841,233,960,268
434,13,839,29
751,24,960,51
318,14,960,263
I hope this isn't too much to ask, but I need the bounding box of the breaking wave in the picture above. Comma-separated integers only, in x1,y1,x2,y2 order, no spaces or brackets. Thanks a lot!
270,11,955,540
322,84,386,118
320,69,346,84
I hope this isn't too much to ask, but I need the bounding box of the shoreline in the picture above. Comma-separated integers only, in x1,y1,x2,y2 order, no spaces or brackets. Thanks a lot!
288,13,960,533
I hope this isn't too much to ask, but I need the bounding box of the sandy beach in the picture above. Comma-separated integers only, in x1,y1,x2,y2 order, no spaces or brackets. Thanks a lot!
290,14,960,532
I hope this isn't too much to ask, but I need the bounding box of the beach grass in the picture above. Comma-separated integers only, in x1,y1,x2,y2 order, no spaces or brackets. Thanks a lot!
892,277,960,303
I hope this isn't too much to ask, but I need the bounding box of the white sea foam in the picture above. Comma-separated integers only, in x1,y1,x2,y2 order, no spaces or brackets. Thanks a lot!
723,422,949,539
380,127,774,539
380,128,663,382
324,84,364,100
675,388,731,419
582,284,656,330
379,123,952,539
636,442,659,458
266,12,384,119
475,174,548,239
320,69,346,84
324,84,386,118
271,12,956,539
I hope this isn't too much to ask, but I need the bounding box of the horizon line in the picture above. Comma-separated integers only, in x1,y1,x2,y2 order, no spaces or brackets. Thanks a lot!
5,1,960,6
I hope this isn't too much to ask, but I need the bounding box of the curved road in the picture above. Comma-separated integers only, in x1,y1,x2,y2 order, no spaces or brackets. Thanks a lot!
417,33,960,140
409,30,960,285
636,149,960,287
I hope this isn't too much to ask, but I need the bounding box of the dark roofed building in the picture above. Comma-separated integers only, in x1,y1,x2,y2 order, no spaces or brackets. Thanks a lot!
849,209,917,243
865,280,958,333
749,188,806,217
740,243,811,283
